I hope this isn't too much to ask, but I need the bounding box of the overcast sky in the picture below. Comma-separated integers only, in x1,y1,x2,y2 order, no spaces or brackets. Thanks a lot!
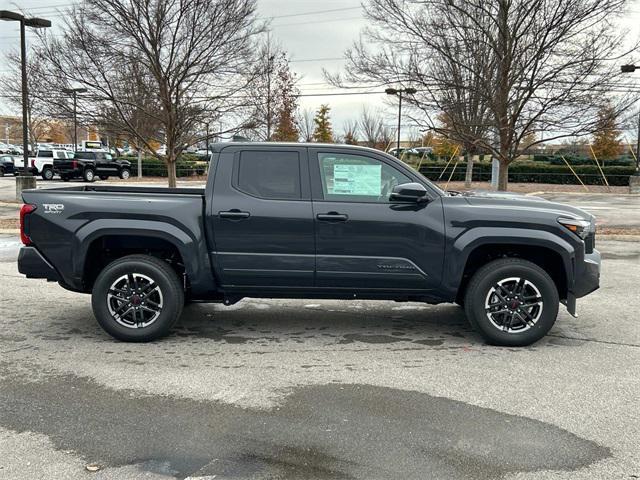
2,0,640,141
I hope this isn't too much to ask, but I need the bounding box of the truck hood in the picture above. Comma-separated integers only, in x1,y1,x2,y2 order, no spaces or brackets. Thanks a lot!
457,190,593,222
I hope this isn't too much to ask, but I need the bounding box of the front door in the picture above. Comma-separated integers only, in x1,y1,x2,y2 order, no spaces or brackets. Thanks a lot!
310,148,445,292
209,147,314,289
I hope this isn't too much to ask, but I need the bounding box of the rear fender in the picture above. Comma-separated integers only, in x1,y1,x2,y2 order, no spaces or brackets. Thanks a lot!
73,219,214,294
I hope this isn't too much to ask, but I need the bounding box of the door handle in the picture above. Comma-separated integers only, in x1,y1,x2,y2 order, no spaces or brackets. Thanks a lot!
316,212,348,222
219,210,250,220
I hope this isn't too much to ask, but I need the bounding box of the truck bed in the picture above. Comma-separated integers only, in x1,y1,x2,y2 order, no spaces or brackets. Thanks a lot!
21,184,213,295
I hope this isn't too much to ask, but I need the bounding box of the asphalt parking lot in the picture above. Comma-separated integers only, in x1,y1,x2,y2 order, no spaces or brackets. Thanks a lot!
0,233,639,480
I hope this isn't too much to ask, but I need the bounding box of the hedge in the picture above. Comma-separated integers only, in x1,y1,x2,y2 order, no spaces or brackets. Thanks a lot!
532,155,634,167
124,157,208,177
418,161,635,186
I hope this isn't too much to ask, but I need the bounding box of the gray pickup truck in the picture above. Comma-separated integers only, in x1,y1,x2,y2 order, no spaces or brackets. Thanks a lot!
17,143,600,345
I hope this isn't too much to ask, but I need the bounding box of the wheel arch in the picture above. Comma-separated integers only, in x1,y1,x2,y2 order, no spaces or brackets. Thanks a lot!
73,220,213,294
445,228,575,302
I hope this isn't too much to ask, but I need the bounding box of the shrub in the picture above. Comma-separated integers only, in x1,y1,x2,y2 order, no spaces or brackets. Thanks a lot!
417,161,635,186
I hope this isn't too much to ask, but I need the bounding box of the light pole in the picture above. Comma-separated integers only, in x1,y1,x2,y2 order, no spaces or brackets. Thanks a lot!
0,10,50,197
620,65,640,176
385,87,417,152
62,87,87,152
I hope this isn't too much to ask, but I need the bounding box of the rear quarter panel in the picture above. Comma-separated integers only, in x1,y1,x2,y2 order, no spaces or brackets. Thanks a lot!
21,188,214,294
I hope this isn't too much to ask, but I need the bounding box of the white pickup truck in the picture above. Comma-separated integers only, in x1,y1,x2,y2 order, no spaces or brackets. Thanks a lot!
14,149,74,180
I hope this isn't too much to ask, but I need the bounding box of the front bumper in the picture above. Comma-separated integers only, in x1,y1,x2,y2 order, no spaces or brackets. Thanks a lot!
573,249,601,298
18,247,60,281
565,249,601,316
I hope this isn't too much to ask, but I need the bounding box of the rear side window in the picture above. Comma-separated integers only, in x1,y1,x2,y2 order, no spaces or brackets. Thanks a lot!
38,151,53,158
55,151,66,159
235,151,301,200
75,152,93,160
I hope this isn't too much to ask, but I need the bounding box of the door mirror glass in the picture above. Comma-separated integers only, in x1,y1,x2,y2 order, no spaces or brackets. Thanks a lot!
389,182,429,202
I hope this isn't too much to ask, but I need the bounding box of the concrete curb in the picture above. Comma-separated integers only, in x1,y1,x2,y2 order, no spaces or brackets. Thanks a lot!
598,234,640,241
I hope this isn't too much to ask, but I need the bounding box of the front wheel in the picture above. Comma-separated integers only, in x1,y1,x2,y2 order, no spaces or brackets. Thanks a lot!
463,258,559,346
91,255,184,341
119,168,131,180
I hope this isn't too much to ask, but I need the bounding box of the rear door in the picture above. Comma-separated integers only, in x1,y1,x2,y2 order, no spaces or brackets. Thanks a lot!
54,150,77,173
309,147,445,292
208,146,314,289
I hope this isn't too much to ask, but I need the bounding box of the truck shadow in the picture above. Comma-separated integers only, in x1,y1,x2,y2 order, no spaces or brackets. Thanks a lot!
174,301,482,347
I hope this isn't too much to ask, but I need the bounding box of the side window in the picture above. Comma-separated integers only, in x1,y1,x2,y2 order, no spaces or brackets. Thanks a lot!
39,151,53,158
235,151,301,200
318,152,411,203
55,151,66,159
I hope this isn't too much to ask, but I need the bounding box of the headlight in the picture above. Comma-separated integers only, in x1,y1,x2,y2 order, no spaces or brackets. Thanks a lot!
558,217,591,239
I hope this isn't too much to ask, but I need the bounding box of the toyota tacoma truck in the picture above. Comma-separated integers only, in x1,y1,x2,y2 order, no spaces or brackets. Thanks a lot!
17,143,600,345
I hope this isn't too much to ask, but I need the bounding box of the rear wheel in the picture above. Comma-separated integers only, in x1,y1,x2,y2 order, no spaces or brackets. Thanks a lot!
91,255,184,341
99,175,109,180
41,167,54,180
463,258,559,346
61,174,70,182
83,168,96,182
0,166,4,176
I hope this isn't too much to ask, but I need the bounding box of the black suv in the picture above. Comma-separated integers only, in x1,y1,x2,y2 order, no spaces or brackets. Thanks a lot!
54,151,131,182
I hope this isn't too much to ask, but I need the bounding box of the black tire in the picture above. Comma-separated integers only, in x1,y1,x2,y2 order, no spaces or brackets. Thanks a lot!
41,167,54,181
61,175,70,182
463,258,559,347
119,167,131,180
99,175,109,180
0,167,4,176
91,255,184,342
83,168,96,182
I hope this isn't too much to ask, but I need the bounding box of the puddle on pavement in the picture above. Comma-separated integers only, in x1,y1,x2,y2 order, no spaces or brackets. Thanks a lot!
0,372,609,479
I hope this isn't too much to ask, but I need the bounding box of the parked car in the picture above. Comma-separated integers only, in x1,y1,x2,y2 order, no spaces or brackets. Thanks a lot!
12,149,74,180
412,146,433,156
0,154,16,176
54,151,131,182
17,142,600,345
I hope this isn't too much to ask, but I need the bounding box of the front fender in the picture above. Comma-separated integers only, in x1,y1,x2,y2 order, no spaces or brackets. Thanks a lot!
441,227,575,299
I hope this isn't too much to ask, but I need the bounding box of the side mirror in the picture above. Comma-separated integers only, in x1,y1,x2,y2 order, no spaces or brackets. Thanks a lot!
389,182,429,203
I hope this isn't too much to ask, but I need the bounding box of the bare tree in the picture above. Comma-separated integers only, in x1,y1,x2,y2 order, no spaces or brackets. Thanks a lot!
342,119,359,144
97,61,163,176
244,37,300,141
331,0,638,190
40,0,262,187
296,107,315,142
359,107,391,150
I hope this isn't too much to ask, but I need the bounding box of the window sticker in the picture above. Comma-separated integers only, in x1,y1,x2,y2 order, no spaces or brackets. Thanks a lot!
330,164,382,195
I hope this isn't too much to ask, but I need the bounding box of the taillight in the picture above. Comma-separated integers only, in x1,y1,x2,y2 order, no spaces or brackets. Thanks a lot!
20,204,36,246
31,159,35,168
72,160,77,169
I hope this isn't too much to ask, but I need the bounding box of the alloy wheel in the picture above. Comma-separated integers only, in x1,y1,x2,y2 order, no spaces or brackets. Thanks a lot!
484,277,543,333
107,273,164,328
